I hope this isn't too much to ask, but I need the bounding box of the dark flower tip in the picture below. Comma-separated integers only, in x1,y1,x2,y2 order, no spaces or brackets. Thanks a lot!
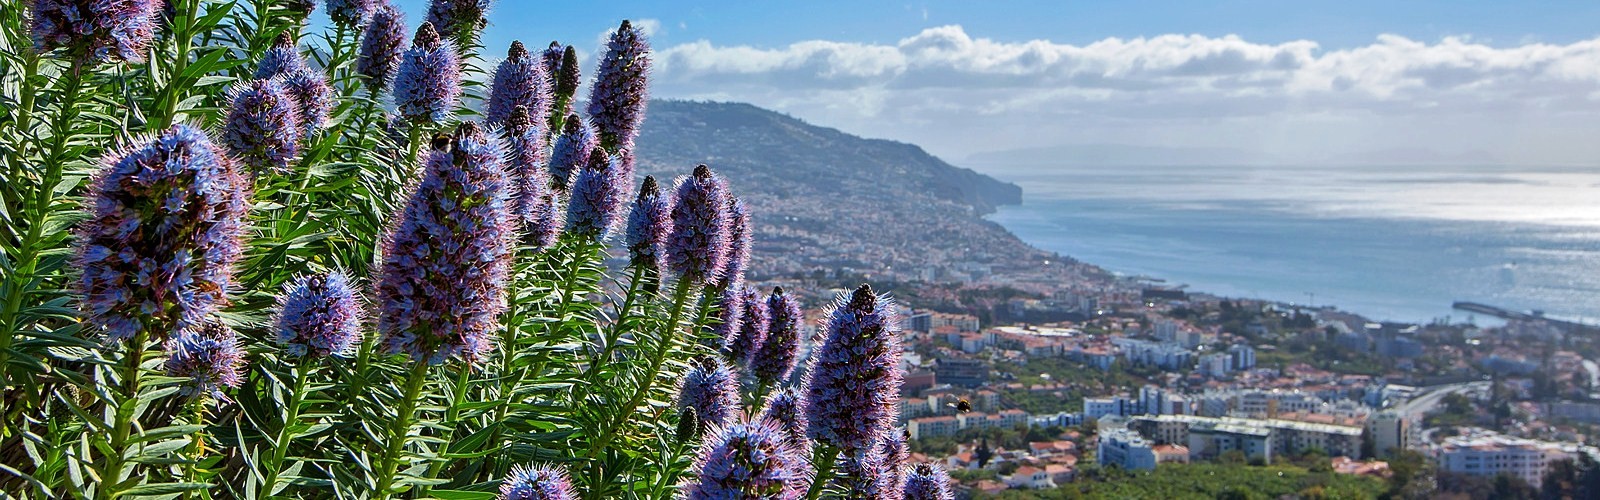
274,32,295,49
455,120,482,141
430,133,452,152
586,146,610,173
620,20,632,30
694,164,711,179
639,175,659,199
506,105,531,131
548,40,561,50
851,284,876,311
563,114,583,133
774,286,785,295
415,22,440,47
509,40,527,59
676,406,699,443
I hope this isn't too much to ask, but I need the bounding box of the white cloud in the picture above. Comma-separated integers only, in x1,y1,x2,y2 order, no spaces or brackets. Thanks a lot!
649,25,1600,165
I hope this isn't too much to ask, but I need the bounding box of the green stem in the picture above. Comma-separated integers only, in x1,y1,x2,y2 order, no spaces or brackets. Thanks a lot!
156,0,199,130
183,400,206,500
346,334,374,413
260,362,312,496
374,362,430,498
586,278,697,461
803,445,839,500
0,57,78,392
421,366,472,487
98,329,150,500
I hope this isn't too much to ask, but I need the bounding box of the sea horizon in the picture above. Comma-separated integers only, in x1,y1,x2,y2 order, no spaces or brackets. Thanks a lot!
982,163,1600,325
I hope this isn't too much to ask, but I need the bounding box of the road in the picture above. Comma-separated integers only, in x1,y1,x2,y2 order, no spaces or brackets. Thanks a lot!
1394,381,1491,417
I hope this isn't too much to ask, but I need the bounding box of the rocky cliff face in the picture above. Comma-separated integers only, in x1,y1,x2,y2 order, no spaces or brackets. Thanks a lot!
633,100,1040,280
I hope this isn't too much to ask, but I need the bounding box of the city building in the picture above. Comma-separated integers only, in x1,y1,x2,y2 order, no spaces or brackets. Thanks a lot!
1432,431,1597,489
1367,411,1411,458
1098,428,1158,471
1228,344,1257,371
934,358,989,387
1085,395,1138,419
908,416,959,439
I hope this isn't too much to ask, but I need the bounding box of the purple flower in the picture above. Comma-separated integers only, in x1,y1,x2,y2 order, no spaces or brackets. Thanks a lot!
377,122,516,365
78,125,249,341
540,42,563,87
728,286,768,368
555,45,581,101
587,20,651,150
357,2,407,90
222,78,302,174
665,165,733,284
758,387,813,463
709,198,751,291
838,449,899,500
503,106,561,249
164,320,247,402
392,22,462,124
255,35,335,134
563,147,625,239
677,358,740,434
273,271,365,358
802,285,904,454
686,419,805,499
625,175,670,270
423,0,488,46
546,115,592,190
880,429,910,494
750,287,802,387
326,0,376,26
486,41,551,126
902,464,954,500
30,0,161,64
498,464,576,500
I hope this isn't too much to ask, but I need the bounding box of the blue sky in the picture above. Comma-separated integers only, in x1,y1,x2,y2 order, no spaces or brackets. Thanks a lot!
383,1,1600,165
398,1,1600,51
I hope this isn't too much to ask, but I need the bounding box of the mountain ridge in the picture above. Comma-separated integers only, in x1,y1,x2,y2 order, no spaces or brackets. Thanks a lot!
633,100,1045,280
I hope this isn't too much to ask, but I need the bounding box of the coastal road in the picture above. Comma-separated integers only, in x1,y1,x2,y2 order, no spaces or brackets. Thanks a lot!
1394,381,1491,417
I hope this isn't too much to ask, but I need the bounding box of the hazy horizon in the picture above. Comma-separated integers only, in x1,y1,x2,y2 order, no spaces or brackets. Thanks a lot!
403,0,1600,167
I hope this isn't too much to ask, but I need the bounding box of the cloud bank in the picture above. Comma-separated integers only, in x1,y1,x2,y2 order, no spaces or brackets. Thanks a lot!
649,26,1600,165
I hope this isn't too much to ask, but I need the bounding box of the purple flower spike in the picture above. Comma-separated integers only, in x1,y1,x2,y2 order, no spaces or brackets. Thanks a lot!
377,122,516,365
487,41,551,126
838,449,899,500
423,0,489,46
803,285,904,454
563,147,625,239
587,20,651,149
79,125,249,342
164,320,247,402
686,419,805,500
30,0,161,64
256,35,335,134
273,271,365,358
326,0,376,26
728,286,768,368
625,176,671,270
665,165,733,284
503,107,562,249
556,46,581,101
710,198,751,291
881,429,910,494
677,358,740,434
540,42,564,93
223,79,302,174
902,464,954,500
707,287,744,353
392,22,462,124
758,389,812,461
546,115,593,190
750,287,802,386
357,2,408,90
498,464,577,500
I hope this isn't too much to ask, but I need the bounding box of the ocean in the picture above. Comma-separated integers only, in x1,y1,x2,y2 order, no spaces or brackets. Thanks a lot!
983,163,1600,324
